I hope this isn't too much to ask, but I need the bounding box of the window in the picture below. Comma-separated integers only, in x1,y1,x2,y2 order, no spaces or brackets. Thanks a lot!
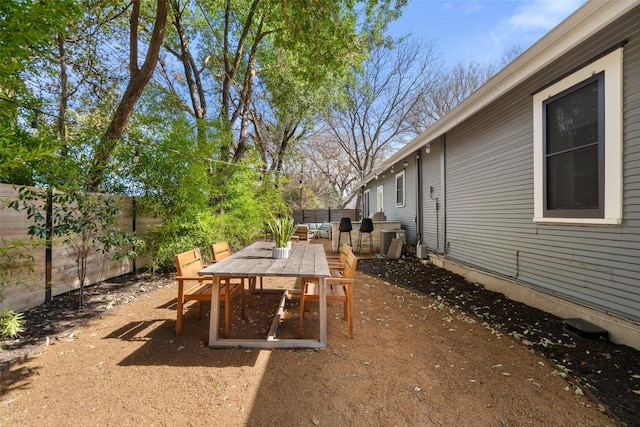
377,185,384,212
395,171,405,207
362,189,370,218
533,48,623,225
544,74,603,217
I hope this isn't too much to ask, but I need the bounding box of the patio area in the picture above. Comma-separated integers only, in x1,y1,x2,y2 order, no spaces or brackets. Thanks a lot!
1,240,624,426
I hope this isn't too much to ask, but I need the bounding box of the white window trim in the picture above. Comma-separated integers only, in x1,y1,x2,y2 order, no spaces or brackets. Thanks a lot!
363,189,370,217
533,48,623,225
377,185,384,212
395,170,406,208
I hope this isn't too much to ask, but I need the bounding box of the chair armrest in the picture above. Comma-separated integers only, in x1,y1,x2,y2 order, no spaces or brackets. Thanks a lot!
325,277,354,285
176,276,215,290
176,275,210,281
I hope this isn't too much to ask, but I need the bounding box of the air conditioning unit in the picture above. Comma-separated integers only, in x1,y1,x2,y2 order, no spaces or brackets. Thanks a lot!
379,229,406,255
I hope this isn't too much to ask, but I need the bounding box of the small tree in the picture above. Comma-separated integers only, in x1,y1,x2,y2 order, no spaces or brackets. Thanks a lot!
9,187,143,308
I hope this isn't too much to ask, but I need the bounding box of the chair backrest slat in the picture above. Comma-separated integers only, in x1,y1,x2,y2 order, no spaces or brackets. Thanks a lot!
343,252,358,279
211,242,232,262
175,248,204,277
339,244,352,264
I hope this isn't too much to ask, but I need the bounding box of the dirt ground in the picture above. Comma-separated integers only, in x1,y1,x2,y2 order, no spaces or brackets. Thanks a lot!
0,240,637,426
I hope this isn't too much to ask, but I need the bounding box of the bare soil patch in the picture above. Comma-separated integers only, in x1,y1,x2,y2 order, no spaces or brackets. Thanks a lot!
358,257,640,427
1,241,636,426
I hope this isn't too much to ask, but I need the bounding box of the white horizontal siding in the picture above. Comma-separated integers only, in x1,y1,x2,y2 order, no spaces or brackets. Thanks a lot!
422,138,443,252
440,8,640,322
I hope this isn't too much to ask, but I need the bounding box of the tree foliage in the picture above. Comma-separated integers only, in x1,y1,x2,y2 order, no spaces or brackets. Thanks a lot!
2,0,409,272
0,0,80,183
86,0,169,190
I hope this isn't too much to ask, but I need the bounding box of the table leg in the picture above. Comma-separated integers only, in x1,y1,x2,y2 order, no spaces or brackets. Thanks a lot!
224,281,231,337
319,276,327,347
209,276,221,346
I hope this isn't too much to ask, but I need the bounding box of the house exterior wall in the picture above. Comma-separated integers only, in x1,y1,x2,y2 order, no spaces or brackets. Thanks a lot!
395,162,418,243
439,7,640,323
422,138,444,253
363,4,640,328
443,95,533,279
368,163,419,244
446,8,640,321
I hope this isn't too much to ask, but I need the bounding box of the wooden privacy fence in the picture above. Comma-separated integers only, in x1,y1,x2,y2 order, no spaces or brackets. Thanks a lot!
292,209,360,224
0,183,159,312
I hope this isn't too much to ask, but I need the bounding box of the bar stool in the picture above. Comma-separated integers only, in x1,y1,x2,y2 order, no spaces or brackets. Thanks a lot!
337,217,353,252
357,217,374,254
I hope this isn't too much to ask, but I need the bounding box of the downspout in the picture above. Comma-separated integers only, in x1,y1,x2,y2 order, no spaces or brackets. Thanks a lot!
429,184,439,252
441,133,447,254
415,150,422,245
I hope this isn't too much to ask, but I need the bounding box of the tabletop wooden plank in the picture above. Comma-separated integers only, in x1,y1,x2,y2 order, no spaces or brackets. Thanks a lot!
199,241,329,278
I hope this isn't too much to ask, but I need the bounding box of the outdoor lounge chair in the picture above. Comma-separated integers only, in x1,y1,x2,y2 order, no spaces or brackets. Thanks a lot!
294,224,311,242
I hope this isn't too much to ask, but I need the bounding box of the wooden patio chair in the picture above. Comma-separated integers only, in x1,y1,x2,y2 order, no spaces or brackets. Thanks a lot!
299,251,358,339
174,248,242,337
210,241,262,304
325,244,352,270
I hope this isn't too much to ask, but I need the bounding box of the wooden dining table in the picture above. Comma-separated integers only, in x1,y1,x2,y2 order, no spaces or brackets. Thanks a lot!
198,241,331,348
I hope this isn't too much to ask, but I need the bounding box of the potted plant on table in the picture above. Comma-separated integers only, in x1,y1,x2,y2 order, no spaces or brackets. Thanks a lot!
269,216,296,259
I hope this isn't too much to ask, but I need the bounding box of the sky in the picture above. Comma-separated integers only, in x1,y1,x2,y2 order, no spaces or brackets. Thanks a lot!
387,0,588,67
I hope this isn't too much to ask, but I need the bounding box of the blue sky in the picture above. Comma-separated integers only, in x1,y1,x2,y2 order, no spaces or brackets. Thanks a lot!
388,0,588,67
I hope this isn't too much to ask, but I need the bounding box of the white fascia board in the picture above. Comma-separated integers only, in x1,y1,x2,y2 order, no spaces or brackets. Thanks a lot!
363,0,638,186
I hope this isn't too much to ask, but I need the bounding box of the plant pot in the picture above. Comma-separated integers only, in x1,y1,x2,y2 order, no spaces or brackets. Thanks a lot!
272,247,290,259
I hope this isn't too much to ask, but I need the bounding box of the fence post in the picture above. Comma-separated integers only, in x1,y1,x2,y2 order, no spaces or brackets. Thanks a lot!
132,197,137,272
45,189,52,303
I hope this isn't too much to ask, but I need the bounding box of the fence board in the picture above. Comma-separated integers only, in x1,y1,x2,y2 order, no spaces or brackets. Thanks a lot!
293,209,360,224
0,183,158,311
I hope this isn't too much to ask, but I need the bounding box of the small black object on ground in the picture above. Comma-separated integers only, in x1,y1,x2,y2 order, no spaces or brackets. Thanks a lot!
563,318,609,340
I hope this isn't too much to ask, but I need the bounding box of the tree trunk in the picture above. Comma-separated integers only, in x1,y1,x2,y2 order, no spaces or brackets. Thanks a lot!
86,0,168,190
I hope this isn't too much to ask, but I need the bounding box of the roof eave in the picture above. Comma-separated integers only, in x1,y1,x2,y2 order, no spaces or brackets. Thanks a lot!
364,0,638,185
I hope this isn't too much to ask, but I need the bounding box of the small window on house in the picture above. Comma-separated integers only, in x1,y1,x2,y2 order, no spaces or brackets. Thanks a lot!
395,171,405,207
533,48,623,225
377,185,384,212
362,189,370,218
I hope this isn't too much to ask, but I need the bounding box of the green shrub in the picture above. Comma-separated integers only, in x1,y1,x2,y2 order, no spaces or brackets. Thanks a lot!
0,308,24,343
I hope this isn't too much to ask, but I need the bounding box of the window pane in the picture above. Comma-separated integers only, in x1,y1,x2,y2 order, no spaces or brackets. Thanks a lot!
546,80,599,155
547,145,599,210
396,175,403,204
363,192,370,217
